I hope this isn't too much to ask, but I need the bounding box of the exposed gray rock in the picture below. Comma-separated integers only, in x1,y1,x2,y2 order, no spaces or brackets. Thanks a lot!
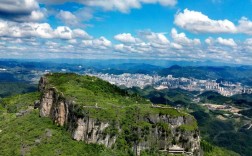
38,76,201,156
34,100,40,109
45,129,52,138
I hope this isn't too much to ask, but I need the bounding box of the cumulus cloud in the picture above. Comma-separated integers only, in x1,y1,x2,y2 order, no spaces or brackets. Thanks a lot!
139,31,169,44
82,37,112,49
14,9,46,22
39,0,177,13
0,20,92,39
237,17,252,35
174,9,252,36
205,37,237,47
243,38,252,51
171,28,201,45
0,0,39,14
0,0,47,22
138,30,170,50
216,37,237,47
114,29,203,54
0,20,53,38
56,10,79,26
174,9,237,34
114,33,140,43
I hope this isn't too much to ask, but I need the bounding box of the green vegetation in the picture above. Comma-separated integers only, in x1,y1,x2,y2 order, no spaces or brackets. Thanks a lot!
192,109,252,156
0,82,37,98
0,93,126,156
201,140,240,156
45,73,197,154
0,92,40,113
0,73,200,156
126,86,197,108
126,86,251,155
45,73,189,121
199,91,232,105
239,108,252,118
232,94,252,107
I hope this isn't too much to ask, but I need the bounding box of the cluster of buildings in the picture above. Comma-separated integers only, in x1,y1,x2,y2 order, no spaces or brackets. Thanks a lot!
87,73,252,97
88,73,155,89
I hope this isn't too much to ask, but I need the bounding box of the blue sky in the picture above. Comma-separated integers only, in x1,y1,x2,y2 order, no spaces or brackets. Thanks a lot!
0,0,252,64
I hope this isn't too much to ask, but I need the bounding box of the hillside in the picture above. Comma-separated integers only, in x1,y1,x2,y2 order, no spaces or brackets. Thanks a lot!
39,73,201,155
0,93,125,156
125,87,248,155
0,73,240,156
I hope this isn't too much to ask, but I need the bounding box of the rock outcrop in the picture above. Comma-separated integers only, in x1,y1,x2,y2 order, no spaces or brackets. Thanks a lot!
38,75,201,155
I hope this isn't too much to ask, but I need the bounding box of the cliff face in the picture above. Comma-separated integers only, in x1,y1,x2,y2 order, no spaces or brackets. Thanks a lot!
39,76,118,148
38,75,201,155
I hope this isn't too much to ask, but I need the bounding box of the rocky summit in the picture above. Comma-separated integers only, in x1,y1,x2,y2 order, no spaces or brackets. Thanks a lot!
38,73,201,155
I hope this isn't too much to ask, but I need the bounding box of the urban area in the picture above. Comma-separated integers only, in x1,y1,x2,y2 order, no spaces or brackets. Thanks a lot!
88,73,252,97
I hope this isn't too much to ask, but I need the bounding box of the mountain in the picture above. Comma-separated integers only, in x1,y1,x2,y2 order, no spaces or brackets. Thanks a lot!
159,65,252,86
126,86,252,156
0,73,240,156
38,73,200,155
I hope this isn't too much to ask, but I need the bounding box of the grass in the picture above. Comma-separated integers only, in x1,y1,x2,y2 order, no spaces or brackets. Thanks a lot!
0,73,202,155
0,94,126,156
45,73,190,122
201,140,240,156
0,92,40,113
0,110,126,156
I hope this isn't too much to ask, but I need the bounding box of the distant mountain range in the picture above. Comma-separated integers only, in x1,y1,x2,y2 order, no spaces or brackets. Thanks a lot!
1,60,252,86
159,65,252,86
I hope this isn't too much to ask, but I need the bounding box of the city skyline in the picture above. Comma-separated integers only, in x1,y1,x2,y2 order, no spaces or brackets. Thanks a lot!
88,72,252,97
1,0,252,64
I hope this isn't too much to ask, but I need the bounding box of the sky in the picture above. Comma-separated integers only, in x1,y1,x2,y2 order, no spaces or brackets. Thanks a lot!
0,0,252,64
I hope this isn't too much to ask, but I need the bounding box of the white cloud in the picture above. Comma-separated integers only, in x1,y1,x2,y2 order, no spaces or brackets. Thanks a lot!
0,0,39,14
114,44,136,53
0,20,92,40
14,9,47,22
68,39,77,44
141,0,177,6
138,30,170,47
0,0,47,22
39,0,177,13
171,42,182,49
72,29,92,39
205,37,237,47
29,10,45,21
56,10,79,26
243,38,252,51
134,42,151,52
75,7,94,22
114,33,140,43
174,9,237,34
205,38,213,45
171,28,201,45
94,36,112,47
0,20,54,38
54,26,73,39
216,37,237,47
84,0,141,13
237,17,252,35
82,37,112,49
114,44,125,51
